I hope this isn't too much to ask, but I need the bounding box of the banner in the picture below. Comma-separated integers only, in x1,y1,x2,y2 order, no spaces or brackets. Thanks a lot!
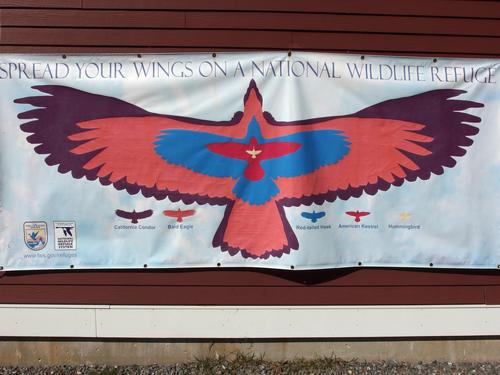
0,52,498,271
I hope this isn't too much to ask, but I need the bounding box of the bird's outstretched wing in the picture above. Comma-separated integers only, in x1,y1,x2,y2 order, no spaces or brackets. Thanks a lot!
267,89,483,206
163,210,179,219
179,209,196,218
300,211,314,221
15,85,246,205
315,211,326,220
163,209,196,218
115,209,134,221
156,118,350,180
154,117,350,204
136,209,154,220
346,211,370,217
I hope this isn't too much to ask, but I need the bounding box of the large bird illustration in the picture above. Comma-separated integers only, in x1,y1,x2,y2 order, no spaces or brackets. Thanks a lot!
15,80,482,259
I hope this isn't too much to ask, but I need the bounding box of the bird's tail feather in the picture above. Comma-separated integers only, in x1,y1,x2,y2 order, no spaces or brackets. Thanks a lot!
213,199,298,259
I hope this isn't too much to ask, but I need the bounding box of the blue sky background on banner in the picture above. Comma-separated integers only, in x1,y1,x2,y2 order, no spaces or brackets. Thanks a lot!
0,52,499,270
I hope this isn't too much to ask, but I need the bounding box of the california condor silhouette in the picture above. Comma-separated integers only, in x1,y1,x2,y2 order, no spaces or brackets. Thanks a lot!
115,209,153,224
16,80,482,259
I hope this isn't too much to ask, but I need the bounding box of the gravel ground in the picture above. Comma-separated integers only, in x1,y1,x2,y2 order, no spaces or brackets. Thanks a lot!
1,357,499,375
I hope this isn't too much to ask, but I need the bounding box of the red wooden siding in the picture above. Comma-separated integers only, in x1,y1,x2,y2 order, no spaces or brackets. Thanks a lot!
0,0,499,305
1,0,499,55
0,269,498,305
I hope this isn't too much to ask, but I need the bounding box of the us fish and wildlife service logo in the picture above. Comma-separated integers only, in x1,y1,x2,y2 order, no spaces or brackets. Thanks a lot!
23,221,48,251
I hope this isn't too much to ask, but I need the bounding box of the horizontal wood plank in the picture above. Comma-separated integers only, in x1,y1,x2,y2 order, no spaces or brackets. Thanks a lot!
1,10,499,37
290,32,500,55
2,28,499,55
0,28,293,48
485,286,500,304
0,0,81,8
185,12,500,37
0,285,486,305
1,269,499,287
0,9,186,28
78,0,500,19
0,45,497,57
5,0,498,21
0,46,226,53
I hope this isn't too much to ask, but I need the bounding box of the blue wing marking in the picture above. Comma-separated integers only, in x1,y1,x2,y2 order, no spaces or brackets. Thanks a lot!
154,117,351,205
262,130,350,179
155,130,246,178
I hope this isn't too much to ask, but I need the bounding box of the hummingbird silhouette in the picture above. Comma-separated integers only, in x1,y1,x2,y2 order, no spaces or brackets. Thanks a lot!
17,80,482,259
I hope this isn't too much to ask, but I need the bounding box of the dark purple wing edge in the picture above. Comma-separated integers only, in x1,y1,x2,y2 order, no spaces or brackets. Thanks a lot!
263,89,483,207
15,85,240,207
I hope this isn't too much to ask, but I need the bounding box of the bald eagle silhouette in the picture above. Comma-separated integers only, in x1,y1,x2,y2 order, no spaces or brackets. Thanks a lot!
16,80,482,259
163,208,196,222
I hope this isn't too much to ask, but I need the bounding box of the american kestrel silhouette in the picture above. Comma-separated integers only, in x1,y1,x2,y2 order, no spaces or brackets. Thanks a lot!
346,210,370,223
16,80,482,259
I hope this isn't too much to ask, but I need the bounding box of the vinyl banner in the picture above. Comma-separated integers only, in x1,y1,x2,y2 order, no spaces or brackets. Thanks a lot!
0,52,499,271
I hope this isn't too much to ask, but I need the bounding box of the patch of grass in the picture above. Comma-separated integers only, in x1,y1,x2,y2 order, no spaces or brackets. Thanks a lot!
193,352,354,374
